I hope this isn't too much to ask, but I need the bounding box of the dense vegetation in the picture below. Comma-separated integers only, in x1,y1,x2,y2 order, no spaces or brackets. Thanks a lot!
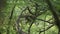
0,0,60,34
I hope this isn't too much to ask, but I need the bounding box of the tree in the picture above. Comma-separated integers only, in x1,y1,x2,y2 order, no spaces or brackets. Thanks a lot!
0,0,60,34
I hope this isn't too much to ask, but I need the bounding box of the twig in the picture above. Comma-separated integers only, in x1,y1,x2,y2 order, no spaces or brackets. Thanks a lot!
39,24,54,34
27,6,34,15
7,2,16,34
36,18,53,24
28,20,35,34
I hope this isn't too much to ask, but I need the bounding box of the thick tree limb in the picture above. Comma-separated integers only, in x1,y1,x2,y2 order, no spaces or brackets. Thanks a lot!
45,0,60,34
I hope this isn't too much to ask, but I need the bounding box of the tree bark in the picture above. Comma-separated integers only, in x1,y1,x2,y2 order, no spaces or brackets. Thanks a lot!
45,0,60,34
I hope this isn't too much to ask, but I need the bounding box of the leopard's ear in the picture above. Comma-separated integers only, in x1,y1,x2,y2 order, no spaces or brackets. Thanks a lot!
0,0,7,11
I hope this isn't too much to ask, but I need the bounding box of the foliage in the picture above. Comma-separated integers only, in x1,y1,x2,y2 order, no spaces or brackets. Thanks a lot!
0,0,60,34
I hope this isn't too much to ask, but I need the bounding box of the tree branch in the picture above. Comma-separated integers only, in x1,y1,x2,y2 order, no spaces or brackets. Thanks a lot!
15,7,28,34
39,24,54,34
36,18,53,24
45,0,60,34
